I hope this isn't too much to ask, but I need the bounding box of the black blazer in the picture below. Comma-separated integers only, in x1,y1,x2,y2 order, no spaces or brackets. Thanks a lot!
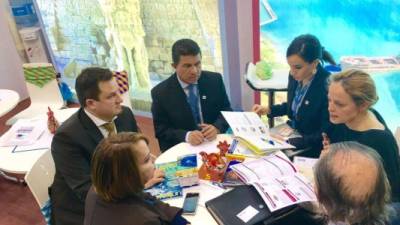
269,65,331,156
151,71,232,152
50,106,138,225
84,188,182,225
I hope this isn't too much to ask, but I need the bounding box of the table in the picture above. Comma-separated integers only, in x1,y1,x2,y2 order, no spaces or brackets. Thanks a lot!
245,63,288,127
156,135,233,225
0,146,47,175
0,133,48,183
0,89,20,117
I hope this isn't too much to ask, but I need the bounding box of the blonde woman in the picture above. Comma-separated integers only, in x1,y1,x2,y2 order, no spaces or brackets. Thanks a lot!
325,69,400,202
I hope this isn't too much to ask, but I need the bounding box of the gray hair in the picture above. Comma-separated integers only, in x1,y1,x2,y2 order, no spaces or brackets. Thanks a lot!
314,141,391,225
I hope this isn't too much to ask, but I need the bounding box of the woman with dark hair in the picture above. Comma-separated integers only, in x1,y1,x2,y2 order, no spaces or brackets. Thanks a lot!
84,132,189,225
253,34,335,157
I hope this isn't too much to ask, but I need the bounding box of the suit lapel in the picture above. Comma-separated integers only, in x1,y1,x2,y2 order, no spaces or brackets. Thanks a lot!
296,68,324,119
197,73,208,122
78,108,104,144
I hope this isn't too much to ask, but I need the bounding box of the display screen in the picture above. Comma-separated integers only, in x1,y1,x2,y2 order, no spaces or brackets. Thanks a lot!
259,0,400,131
182,192,199,214
35,0,223,112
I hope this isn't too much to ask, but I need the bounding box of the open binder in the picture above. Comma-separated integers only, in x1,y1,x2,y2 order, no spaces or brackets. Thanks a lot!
205,185,296,225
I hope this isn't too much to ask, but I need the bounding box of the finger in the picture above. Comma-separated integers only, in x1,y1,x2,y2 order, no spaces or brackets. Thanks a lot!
206,132,217,140
154,169,165,177
199,123,208,129
203,130,215,139
270,133,286,141
192,134,204,145
322,132,328,141
251,105,259,112
152,177,165,183
201,125,212,133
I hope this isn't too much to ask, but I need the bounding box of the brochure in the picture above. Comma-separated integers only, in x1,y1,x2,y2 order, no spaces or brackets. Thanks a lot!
230,151,316,212
221,111,295,155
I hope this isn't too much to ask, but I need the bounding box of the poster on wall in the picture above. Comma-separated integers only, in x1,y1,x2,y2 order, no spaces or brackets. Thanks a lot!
259,0,400,131
34,0,223,112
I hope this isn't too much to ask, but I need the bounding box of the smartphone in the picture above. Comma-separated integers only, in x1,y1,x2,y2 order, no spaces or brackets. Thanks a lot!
182,192,199,214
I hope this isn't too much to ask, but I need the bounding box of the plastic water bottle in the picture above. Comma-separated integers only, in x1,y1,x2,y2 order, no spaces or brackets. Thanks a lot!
9,0,38,27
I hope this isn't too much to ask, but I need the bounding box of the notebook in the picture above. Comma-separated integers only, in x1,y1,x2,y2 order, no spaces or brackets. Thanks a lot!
205,185,296,225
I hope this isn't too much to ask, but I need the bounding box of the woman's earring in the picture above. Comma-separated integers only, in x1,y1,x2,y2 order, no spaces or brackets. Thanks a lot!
312,68,317,75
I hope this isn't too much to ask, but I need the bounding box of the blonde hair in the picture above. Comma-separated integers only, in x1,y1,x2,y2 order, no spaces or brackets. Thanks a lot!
330,69,378,108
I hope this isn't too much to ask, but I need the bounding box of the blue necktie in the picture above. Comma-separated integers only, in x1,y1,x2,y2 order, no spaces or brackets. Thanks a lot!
187,84,201,124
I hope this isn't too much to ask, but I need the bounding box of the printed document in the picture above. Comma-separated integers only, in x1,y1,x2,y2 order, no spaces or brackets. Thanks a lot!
221,111,294,155
231,151,317,212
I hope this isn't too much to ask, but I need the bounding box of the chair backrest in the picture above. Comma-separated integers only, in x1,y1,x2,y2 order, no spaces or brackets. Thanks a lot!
24,149,55,208
24,63,64,109
6,64,65,125
113,70,132,109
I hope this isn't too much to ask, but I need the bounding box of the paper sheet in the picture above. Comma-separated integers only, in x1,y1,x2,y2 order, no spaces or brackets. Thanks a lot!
0,118,46,147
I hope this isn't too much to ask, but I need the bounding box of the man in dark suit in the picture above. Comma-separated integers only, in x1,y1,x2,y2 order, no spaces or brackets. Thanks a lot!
151,39,232,152
50,67,163,225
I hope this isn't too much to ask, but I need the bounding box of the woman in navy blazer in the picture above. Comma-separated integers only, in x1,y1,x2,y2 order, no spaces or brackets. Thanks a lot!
253,34,336,157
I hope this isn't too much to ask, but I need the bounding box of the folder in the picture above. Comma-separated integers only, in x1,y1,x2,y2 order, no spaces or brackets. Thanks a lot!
205,185,296,225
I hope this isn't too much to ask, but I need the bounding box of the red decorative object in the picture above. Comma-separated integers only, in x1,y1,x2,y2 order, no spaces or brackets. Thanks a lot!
198,140,231,182
217,140,230,156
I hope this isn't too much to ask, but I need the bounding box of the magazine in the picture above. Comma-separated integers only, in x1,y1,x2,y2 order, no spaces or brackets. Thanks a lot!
145,154,198,199
221,111,295,155
230,151,317,212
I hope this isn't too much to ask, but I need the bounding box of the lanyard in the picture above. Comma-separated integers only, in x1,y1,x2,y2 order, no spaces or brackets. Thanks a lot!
291,77,314,128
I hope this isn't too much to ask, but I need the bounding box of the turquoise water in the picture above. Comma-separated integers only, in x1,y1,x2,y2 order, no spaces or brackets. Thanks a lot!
373,71,400,131
260,0,400,131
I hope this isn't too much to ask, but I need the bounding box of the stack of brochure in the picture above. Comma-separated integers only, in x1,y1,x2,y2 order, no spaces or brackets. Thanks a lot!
222,111,294,155
230,151,316,212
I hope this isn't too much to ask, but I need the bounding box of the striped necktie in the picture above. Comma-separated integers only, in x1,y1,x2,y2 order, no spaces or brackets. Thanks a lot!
102,122,116,137
187,84,200,124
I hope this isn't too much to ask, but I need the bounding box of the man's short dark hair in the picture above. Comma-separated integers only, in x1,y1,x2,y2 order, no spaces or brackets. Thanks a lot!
75,67,113,107
91,132,149,202
171,38,201,65
315,141,391,225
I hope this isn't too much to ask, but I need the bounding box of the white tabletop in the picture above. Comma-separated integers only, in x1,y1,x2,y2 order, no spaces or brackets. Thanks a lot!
0,89,20,117
156,134,233,225
245,62,288,91
0,146,47,174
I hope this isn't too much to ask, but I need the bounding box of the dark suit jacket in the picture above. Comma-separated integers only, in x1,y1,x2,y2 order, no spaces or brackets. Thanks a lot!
84,188,182,225
151,71,232,152
50,106,138,225
269,65,331,157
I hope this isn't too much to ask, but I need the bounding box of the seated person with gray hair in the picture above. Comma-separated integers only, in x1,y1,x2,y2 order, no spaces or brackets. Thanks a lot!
314,141,398,225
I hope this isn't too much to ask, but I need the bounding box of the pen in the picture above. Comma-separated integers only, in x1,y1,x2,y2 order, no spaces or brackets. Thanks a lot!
261,137,275,145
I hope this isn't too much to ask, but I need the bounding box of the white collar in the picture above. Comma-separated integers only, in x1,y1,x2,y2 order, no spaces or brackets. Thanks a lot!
84,108,117,127
177,74,198,89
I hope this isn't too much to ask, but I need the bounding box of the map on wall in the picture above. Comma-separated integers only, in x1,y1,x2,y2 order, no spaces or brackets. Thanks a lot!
35,0,223,112
259,0,400,131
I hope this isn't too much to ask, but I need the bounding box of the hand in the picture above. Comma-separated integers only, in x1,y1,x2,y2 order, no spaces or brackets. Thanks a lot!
47,117,60,134
199,124,219,141
278,126,294,137
270,133,286,142
320,132,330,158
144,169,165,189
252,104,270,116
188,130,205,146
